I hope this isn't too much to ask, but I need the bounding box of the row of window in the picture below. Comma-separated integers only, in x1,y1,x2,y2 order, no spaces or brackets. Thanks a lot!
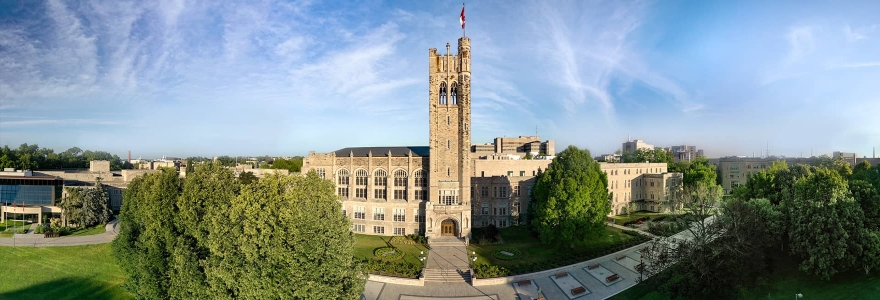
338,187,427,200
352,225,413,236
608,168,663,176
480,170,538,177
474,185,530,198
345,207,426,222
336,169,427,187
474,202,517,215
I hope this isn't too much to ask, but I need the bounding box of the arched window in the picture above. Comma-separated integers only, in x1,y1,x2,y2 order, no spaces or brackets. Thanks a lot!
394,170,408,187
439,82,447,105
394,170,408,200
450,83,458,104
337,169,350,185
414,169,427,187
355,169,368,186
374,169,387,186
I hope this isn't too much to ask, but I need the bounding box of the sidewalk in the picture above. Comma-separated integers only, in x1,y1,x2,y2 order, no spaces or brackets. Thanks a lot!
0,219,118,247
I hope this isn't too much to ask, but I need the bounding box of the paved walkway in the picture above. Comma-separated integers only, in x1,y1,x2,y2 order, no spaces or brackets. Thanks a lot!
364,219,717,300
0,219,118,247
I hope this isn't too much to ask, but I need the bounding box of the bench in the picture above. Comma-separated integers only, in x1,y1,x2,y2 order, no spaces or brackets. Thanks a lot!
606,274,620,283
571,286,587,296
616,255,627,260
517,280,531,286
555,272,568,278
43,232,60,238
588,263,600,270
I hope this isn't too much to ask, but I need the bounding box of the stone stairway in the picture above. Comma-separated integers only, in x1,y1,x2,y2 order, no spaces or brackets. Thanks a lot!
423,236,472,285
422,268,472,284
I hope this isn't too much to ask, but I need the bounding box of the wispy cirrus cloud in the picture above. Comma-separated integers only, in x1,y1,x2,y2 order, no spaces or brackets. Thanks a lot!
0,119,120,126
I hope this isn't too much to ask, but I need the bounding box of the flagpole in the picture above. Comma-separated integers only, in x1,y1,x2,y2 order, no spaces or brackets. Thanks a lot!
462,3,466,37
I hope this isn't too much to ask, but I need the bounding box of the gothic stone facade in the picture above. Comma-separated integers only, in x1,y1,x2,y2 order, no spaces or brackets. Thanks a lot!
302,37,682,238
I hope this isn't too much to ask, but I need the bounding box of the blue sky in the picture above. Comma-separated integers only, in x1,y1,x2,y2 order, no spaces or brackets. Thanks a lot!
1,0,879,159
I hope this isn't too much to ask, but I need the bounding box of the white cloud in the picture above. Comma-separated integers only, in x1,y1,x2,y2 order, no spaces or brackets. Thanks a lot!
784,26,815,64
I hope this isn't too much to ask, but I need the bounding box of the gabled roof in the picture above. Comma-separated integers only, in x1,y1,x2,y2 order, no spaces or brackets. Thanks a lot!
333,146,430,157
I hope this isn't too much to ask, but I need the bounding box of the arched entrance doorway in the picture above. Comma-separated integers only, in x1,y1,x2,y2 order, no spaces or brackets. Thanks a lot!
440,219,456,237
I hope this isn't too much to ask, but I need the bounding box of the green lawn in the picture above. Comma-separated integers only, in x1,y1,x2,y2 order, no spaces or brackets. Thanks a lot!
609,254,880,300
353,234,428,266
610,211,669,225
0,244,132,300
0,221,30,237
66,225,107,237
468,225,639,267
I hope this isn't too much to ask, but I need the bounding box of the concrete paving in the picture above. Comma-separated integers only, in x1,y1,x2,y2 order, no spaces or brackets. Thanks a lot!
0,219,118,247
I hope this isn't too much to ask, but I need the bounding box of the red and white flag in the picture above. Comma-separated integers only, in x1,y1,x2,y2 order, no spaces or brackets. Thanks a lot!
460,4,465,29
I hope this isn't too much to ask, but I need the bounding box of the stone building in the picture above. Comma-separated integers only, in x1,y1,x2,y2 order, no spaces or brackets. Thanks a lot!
471,136,555,159
302,36,681,239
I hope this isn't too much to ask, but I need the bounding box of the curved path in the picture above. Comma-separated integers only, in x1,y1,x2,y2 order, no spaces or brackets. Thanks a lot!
0,219,118,247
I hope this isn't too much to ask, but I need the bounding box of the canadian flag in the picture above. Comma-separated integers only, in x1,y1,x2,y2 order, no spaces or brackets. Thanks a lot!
460,4,465,29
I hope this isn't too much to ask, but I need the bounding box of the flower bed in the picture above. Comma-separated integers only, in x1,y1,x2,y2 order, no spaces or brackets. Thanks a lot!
360,259,422,278
491,248,522,261
374,247,404,262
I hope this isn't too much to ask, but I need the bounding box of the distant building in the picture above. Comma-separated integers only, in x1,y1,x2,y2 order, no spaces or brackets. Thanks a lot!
1,161,157,225
471,136,555,159
664,145,704,162
833,151,857,166
622,139,654,154
595,154,621,162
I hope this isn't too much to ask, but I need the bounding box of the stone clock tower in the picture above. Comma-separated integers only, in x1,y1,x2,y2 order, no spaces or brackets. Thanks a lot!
426,37,472,239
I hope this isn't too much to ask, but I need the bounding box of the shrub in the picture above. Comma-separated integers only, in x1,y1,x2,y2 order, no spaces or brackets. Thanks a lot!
473,264,510,278
389,236,415,245
484,224,500,242
35,225,47,234
491,248,522,261
373,247,404,262
360,259,421,278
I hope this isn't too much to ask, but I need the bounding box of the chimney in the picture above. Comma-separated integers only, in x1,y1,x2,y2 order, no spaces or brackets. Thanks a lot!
128,151,131,163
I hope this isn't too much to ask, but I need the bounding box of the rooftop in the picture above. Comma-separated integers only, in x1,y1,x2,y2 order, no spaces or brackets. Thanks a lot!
333,146,430,157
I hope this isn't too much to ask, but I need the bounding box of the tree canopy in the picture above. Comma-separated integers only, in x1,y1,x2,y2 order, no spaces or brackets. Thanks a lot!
529,145,611,247
59,180,113,228
112,164,365,298
0,143,127,170
621,148,673,164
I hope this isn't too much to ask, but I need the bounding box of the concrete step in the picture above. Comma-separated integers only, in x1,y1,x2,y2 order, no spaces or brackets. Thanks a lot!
422,268,472,284
429,237,466,247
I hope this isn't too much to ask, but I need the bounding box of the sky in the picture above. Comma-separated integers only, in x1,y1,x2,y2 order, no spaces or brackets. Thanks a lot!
1,0,879,159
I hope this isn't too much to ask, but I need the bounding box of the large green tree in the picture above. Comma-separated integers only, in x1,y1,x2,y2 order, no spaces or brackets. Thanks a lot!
58,180,113,227
529,145,611,247
682,157,717,188
113,164,365,299
785,168,865,280
112,168,181,299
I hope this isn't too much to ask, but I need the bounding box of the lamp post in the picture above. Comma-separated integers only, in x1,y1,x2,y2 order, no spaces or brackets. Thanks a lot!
795,293,803,300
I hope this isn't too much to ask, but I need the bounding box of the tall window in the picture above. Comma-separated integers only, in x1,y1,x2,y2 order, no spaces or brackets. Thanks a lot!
414,169,427,187
374,169,387,186
356,188,367,199
513,186,520,196
352,224,365,232
393,227,405,235
373,226,385,234
481,186,489,197
500,186,508,198
450,82,458,104
481,203,489,215
439,82,447,105
354,206,365,219
355,169,368,186
394,170,407,187
415,190,427,200
373,207,385,221
373,169,387,199
393,208,405,222
414,209,425,222
316,168,326,179
374,188,386,200
439,190,458,205
337,169,349,185
337,187,349,197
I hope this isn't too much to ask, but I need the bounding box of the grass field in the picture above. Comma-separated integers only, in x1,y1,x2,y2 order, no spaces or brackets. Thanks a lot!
468,225,638,267
609,254,880,300
352,234,428,265
66,225,107,237
0,244,132,300
0,221,30,237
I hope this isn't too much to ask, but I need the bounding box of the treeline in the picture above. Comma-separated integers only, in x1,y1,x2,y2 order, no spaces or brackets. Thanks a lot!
186,156,303,173
112,163,365,298
0,144,129,170
637,159,880,299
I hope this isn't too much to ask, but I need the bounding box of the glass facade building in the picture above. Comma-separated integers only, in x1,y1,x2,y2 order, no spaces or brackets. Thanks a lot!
0,177,64,206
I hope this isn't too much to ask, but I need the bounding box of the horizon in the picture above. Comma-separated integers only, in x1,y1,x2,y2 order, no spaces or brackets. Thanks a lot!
1,1,879,159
